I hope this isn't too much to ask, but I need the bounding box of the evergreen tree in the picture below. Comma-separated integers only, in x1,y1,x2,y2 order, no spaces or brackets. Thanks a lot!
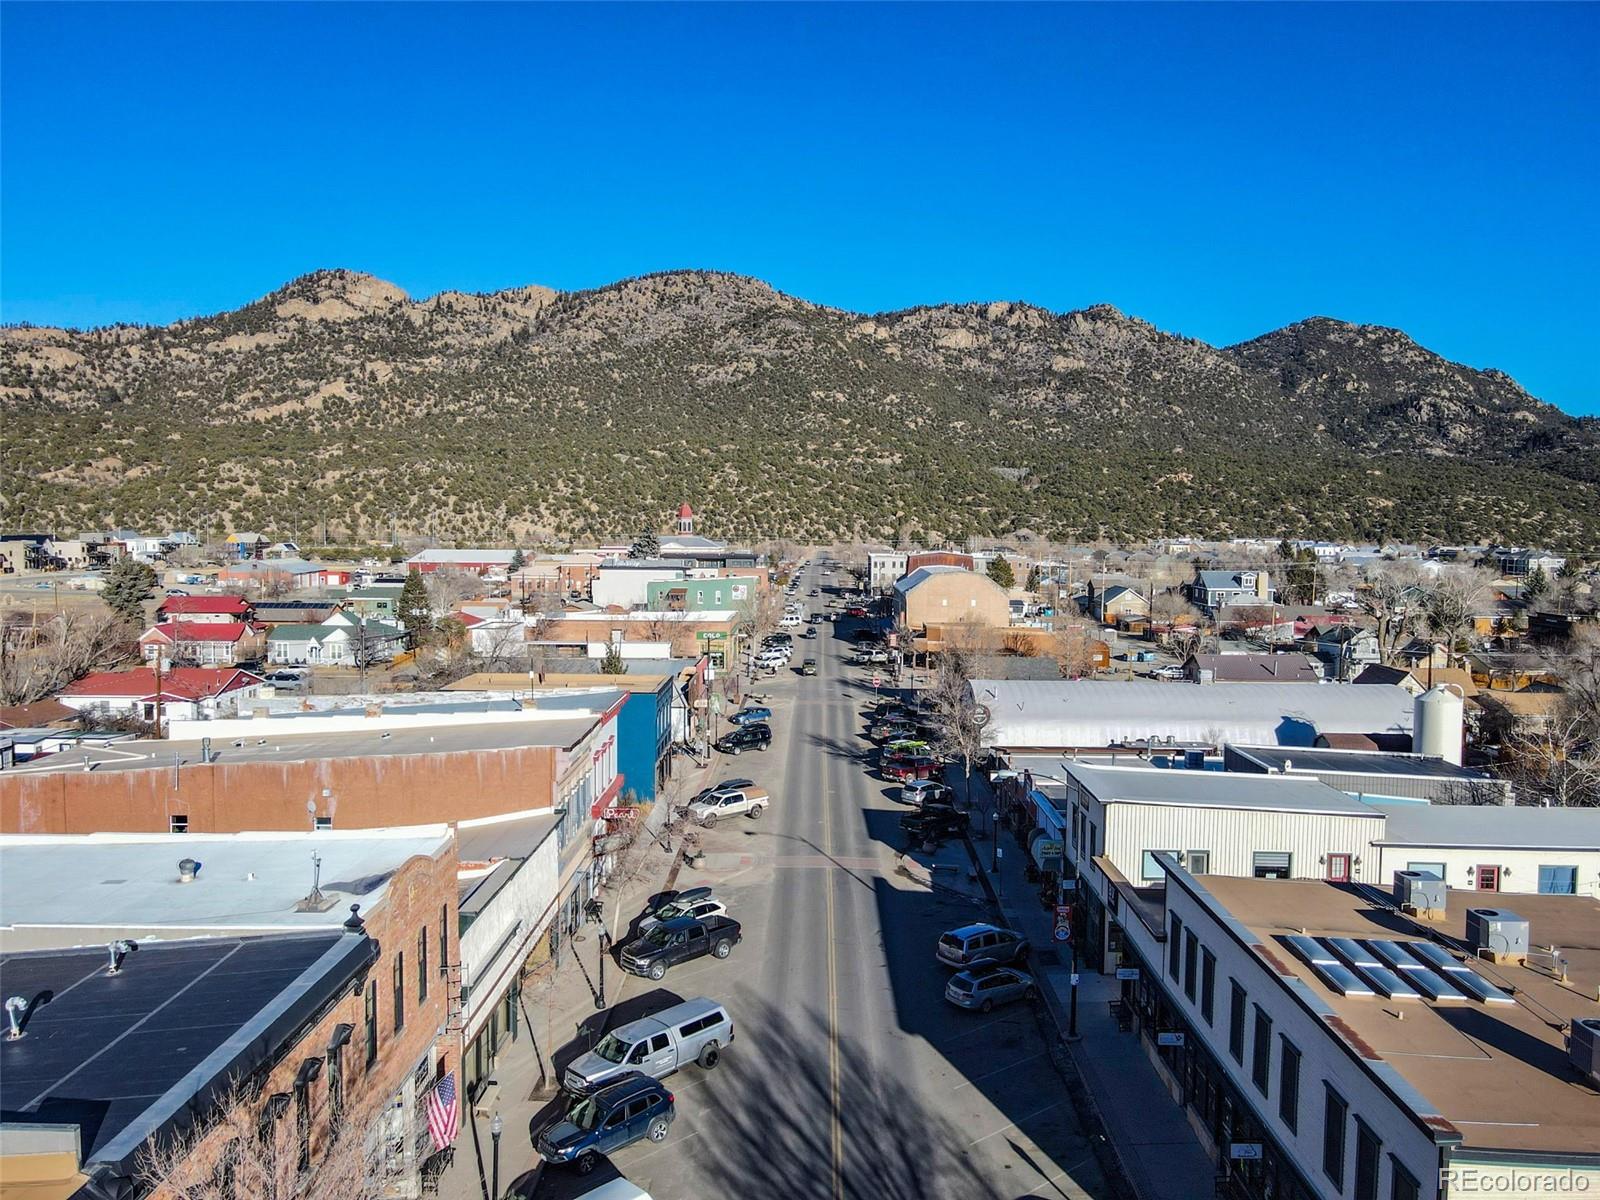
1025,565,1041,591
987,554,1015,589
103,557,158,624
397,570,433,644
509,548,525,573
1523,566,1549,603
599,643,628,674
630,529,660,560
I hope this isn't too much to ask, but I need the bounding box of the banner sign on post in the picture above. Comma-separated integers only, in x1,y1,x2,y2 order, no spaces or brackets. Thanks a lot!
1157,1031,1186,1047
1116,967,1141,981
1230,1144,1264,1161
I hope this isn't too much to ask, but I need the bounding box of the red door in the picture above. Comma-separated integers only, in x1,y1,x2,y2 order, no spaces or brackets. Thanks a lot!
1325,854,1351,883
1476,865,1501,892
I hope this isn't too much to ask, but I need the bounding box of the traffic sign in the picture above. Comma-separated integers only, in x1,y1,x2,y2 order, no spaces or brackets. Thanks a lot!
1053,926,1070,942
872,675,881,688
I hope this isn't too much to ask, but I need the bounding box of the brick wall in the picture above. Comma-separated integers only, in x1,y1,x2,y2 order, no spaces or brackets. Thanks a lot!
0,744,558,834
147,845,460,1197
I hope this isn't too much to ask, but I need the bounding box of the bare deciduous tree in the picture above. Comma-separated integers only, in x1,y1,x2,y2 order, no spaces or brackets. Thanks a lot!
1051,617,1100,680
0,611,137,705
1342,563,1424,666
136,1079,380,1200
1423,566,1496,667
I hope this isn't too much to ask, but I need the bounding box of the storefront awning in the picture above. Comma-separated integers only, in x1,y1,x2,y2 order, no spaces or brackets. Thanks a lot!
1030,829,1065,872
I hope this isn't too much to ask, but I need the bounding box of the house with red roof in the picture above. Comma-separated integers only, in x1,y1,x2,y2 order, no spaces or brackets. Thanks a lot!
155,594,255,624
139,620,266,667
58,667,265,724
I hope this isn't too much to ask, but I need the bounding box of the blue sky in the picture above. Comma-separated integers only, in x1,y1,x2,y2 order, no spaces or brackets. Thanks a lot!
3,3,1596,413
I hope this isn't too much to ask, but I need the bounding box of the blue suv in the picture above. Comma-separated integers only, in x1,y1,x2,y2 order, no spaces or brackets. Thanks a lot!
535,1071,675,1174
729,705,773,726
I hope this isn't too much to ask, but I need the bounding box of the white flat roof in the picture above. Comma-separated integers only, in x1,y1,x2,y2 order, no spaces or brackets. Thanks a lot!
1376,805,1600,851
1055,761,1381,817
0,827,452,946
971,679,1415,748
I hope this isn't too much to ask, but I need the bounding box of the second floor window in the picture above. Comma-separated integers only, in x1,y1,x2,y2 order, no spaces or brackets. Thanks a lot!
393,951,406,1033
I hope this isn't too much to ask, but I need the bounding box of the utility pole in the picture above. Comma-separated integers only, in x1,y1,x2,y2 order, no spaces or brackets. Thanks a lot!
152,653,164,738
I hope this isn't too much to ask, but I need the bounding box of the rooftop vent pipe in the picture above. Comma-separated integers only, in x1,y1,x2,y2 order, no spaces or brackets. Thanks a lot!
107,939,138,975
177,858,201,883
4,996,27,1040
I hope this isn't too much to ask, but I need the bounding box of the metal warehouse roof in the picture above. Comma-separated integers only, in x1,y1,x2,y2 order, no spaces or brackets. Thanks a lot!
1055,761,1380,816
970,679,1415,749
1376,805,1600,851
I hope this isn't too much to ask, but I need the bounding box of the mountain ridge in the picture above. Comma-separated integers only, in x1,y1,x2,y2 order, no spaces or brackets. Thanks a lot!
2,269,1595,547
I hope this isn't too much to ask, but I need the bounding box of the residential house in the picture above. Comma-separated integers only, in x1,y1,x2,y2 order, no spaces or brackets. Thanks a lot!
139,619,266,666
56,666,265,724
1310,624,1380,677
225,531,269,558
267,614,406,665
1185,568,1274,613
250,598,344,626
43,538,90,571
155,593,255,624
1350,664,1477,698
1091,584,1151,625
1492,547,1566,578
0,698,78,730
344,583,405,619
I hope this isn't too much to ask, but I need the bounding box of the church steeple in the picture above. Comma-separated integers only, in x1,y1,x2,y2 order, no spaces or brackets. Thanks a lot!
676,502,694,535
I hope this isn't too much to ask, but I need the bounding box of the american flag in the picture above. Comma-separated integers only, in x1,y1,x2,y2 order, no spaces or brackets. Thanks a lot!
425,1072,459,1150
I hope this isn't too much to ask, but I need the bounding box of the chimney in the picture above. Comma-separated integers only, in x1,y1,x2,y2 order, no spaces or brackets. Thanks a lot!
1256,570,1270,599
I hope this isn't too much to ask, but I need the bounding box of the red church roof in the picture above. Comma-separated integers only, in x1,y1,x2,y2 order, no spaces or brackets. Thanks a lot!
678,502,693,517
61,667,263,701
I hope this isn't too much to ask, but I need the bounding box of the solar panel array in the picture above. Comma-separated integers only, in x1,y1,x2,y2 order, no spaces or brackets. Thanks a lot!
1281,935,1515,1005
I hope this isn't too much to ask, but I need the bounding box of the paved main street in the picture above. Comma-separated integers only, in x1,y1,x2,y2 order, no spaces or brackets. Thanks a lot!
493,564,1119,1200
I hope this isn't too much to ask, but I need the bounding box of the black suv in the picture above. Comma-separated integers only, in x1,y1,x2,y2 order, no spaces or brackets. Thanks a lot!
535,1071,675,1173
715,723,771,755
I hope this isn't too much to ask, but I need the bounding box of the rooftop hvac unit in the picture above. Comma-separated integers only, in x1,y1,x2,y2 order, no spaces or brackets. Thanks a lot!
1465,907,1530,965
1571,1018,1600,1087
1393,870,1446,916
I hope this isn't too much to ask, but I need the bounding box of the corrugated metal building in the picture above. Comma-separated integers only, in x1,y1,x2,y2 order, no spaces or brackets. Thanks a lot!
970,679,1415,751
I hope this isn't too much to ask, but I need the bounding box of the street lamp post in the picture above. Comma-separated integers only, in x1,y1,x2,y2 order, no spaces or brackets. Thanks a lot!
597,929,610,1010
489,1112,503,1200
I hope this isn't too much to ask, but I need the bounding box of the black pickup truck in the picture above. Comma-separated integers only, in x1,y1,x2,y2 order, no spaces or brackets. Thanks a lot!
619,914,743,981
901,803,970,845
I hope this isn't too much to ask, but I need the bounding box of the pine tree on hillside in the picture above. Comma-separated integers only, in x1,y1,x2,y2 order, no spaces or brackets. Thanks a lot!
988,555,1015,589
509,548,525,573
104,558,158,625
1025,565,1041,591
397,570,433,644
630,529,660,560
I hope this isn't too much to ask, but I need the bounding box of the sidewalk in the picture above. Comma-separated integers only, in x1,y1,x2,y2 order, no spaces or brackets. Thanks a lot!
963,772,1216,1200
435,755,724,1200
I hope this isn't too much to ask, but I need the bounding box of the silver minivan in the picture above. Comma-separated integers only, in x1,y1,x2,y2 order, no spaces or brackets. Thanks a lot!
563,998,733,1094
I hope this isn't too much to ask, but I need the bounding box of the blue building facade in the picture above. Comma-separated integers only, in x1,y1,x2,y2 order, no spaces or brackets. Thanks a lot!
614,674,676,803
